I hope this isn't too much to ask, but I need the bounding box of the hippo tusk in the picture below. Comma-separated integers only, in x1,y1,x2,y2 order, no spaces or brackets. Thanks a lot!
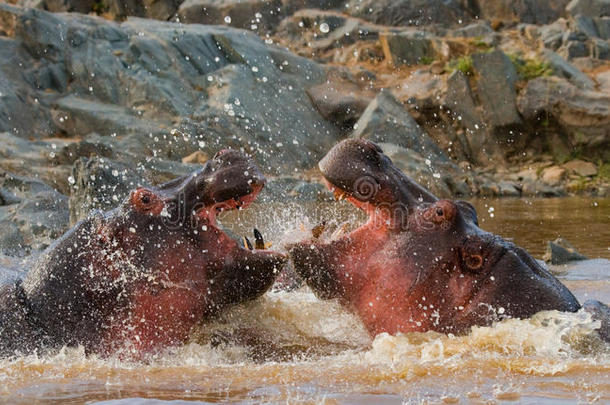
243,236,253,250
254,228,265,250
311,221,326,239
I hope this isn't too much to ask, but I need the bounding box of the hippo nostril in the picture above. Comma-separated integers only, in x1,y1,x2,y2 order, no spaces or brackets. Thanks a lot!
463,254,484,271
141,194,151,204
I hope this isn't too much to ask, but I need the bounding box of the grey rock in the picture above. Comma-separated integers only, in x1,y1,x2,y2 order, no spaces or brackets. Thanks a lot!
351,91,447,161
543,237,588,264
276,9,379,51
0,221,27,257
517,76,610,161
542,49,595,89
379,31,439,66
375,142,460,198
538,19,569,50
566,0,610,18
345,0,476,27
497,181,521,197
69,157,147,224
594,17,610,39
0,172,69,250
592,37,610,59
306,82,372,130
42,0,96,13
449,21,494,38
176,0,283,33
520,182,565,197
281,0,346,14
477,0,570,25
443,70,490,164
0,6,343,175
471,50,522,130
561,39,590,59
583,300,610,342
573,15,599,38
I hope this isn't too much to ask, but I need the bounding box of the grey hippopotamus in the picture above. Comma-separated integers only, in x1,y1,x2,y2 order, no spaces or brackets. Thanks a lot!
0,150,286,357
289,139,609,341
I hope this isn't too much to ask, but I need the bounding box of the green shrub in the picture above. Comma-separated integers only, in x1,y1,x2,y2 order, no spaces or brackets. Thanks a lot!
509,54,553,81
446,56,473,75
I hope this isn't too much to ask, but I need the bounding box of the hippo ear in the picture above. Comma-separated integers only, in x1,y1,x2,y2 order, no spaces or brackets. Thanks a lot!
455,200,478,226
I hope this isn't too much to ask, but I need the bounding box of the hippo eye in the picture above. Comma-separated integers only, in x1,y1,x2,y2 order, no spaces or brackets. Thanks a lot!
436,208,444,217
130,188,163,215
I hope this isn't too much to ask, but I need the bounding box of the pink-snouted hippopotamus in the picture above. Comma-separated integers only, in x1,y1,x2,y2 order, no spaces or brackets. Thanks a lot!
289,139,609,341
0,150,286,357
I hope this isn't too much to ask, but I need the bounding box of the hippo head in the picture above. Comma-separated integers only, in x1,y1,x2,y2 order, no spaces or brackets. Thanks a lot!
290,139,579,336
22,149,286,356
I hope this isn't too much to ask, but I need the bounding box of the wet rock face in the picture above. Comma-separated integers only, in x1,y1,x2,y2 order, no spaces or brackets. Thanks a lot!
351,92,447,162
0,171,70,252
345,0,477,27
0,5,342,175
477,0,571,25
517,76,610,162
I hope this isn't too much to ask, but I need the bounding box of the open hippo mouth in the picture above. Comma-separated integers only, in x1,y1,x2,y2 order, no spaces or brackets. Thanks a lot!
131,148,267,232
289,139,580,337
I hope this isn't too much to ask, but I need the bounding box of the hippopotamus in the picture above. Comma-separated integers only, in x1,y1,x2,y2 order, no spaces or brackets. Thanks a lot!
289,139,609,341
0,149,286,357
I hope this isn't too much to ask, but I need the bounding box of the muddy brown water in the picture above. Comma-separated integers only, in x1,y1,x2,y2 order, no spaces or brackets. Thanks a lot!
1,197,609,404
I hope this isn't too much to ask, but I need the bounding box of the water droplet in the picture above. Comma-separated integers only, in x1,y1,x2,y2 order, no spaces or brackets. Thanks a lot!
319,23,330,33
224,16,231,23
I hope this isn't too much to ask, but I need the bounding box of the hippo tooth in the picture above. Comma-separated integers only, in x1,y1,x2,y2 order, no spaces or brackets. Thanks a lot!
253,228,265,250
243,236,253,250
311,221,326,239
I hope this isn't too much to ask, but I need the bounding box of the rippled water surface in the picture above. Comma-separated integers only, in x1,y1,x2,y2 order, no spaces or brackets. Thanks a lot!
1,197,609,404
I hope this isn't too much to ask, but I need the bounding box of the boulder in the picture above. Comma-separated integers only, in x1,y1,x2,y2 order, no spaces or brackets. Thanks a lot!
344,0,476,27
69,157,147,224
306,82,372,131
566,0,610,18
0,220,27,257
477,0,570,25
541,165,566,186
471,50,522,131
592,37,610,59
375,143,462,198
0,5,344,175
0,171,69,250
542,49,595,89
379,31,439,66
176,0,282,33
443,70,489,164
561,39,590,59
517,76,610,161
275,9,380,52
594,17,610,39
563,159,598,176
538,19,569,51
543,237,588,264
351,91,447,161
